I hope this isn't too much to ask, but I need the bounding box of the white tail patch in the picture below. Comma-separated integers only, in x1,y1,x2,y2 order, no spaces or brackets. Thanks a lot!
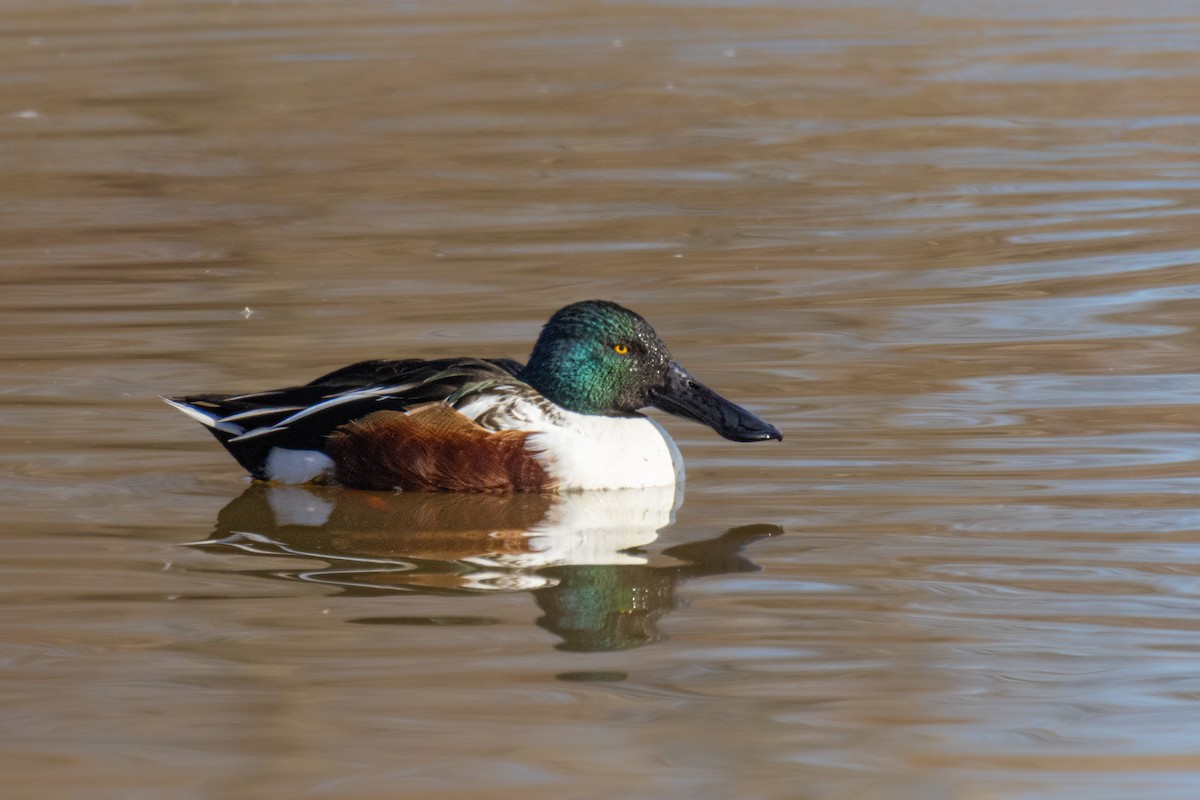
264,447,335,484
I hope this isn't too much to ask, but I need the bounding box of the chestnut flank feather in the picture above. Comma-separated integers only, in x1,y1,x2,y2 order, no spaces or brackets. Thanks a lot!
327,405,555,492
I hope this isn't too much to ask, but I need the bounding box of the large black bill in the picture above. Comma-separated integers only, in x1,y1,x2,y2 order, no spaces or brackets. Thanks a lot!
649,362,782,443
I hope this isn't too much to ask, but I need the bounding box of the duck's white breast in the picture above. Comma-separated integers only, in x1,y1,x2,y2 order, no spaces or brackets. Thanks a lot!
456,392,684,491
526,412,683,491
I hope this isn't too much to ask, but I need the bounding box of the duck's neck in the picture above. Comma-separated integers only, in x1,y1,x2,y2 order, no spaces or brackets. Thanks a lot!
519,345,611,416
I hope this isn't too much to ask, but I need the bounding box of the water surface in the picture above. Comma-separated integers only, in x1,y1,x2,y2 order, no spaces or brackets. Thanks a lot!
4,1,1200,798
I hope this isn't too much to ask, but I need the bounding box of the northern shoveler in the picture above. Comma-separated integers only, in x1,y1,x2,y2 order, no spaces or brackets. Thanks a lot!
164,299,781,492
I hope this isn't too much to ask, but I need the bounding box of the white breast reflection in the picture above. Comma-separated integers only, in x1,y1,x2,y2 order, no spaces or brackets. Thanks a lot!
198,484,778,652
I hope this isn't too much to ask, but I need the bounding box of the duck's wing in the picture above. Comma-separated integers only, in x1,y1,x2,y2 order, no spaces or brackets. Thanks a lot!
305,357,523,389
164,357,525,478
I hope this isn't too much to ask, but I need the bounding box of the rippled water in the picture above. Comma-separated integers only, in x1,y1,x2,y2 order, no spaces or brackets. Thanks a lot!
5,1,1200,797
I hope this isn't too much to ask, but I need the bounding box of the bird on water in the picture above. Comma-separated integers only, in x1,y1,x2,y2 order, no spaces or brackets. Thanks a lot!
164,300,781,492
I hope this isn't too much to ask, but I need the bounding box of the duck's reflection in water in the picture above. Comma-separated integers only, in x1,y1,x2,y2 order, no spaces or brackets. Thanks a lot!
201,484,781,651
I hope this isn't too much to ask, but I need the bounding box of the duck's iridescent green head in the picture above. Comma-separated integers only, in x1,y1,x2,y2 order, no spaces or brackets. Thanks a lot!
519,300,782,442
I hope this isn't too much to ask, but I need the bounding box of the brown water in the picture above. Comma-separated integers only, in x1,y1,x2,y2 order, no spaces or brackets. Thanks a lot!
5,1,1200,797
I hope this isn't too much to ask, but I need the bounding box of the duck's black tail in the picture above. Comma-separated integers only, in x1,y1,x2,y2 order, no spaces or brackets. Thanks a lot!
161,395,280,478
163,357,527,481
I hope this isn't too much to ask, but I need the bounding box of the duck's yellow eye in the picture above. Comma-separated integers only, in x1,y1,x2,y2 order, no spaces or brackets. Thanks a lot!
613,343,629,355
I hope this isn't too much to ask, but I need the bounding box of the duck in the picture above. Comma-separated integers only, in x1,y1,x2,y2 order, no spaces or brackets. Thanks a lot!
164,299,781,492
